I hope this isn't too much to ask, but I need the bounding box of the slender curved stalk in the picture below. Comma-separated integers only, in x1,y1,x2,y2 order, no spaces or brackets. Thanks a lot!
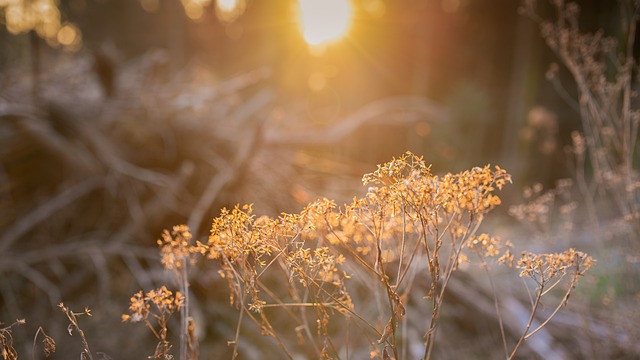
508,273,545,359
231,294,245,360
396,200,407,284
424,214,479,360
180,257,189,360
474,251,509,359
525,272,580,340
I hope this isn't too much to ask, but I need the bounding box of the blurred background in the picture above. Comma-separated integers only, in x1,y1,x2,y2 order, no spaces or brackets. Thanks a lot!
1,0,639,358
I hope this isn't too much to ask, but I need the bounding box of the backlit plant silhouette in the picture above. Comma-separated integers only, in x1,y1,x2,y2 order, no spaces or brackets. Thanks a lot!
127,152,594,359
521,0,640,237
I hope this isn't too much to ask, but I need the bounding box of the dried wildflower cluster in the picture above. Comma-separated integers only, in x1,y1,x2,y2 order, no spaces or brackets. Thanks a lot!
508,248,595,358
148,153,516,358
1,320,56,360
465,233,514,266
518,248,594,284
198,205,267,262
132,152,595,359
122,286,184,324
122,286,184,359
0,319,25,360
509,179,577,238
158,225,197,272
363,152,510,220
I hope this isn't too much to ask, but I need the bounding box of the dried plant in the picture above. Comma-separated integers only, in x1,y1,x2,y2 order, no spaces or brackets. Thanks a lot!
509,179,577,245
122,286,184,359
521,0,640,237
58,303,94,360
144,151,593,359
158,225,198,360
1,320,57,360
0,319,24,360
510,248,594,359
32,326,56,360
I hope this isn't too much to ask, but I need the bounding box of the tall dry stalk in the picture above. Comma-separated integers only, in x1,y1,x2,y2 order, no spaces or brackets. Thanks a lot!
522,0,640,237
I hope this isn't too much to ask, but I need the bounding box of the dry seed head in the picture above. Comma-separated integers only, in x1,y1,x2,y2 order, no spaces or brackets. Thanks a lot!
122,286,183,323
158,225,196,272
518,248,594,282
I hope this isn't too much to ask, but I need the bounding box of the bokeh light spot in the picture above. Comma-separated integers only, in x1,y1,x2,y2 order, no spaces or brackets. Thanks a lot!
297,0,352,47
57,23,81,48
184,3,204,20
215,0,246,24
139,0,160,13
181,0,211,20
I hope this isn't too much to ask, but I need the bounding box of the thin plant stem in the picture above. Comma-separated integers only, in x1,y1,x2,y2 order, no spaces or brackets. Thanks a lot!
232,294,245,360
525,269,582,340
423,214,478,360
396,200,407,285
300,286,322,358
346,316,350,360
32,326,43,360
180,256,189,360
508,271,545,360
395,232,424,288
474,251,509,360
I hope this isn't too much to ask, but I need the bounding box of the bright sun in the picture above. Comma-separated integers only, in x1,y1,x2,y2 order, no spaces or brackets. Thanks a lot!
297,0,353,47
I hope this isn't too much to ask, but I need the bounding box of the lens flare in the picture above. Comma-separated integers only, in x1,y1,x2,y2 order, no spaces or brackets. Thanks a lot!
297,0,352,47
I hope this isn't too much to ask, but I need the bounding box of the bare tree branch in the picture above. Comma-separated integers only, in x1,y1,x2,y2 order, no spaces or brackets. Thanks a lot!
0,178,101,252
266,96,448,147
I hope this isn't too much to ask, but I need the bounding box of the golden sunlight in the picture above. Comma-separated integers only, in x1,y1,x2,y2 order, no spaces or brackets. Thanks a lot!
215,0,246,24
297,0,352,47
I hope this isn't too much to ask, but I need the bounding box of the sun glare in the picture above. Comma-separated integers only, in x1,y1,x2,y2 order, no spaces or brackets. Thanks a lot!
297,0,352,47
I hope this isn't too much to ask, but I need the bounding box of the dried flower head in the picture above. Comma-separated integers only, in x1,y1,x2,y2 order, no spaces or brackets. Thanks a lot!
158,225,196,272
199,204,272,262
518,248,595,284
122,287,184,359
467,233,511,259
122,286,184,323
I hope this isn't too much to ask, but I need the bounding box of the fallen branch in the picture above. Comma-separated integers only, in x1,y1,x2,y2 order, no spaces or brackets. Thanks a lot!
266,96,448,147
12,114,99,173
0,178,101,252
